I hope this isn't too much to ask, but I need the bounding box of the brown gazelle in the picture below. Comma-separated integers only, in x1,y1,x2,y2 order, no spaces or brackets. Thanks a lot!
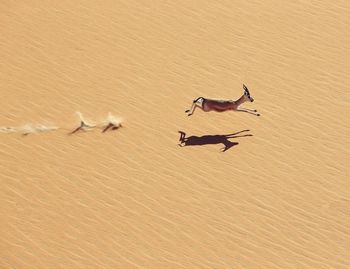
185,84,260,116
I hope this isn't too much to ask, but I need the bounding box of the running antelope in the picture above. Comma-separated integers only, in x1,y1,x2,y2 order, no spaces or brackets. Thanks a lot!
185,84,260,116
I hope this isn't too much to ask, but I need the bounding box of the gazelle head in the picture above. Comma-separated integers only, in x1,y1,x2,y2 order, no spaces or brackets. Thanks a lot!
243,84,254,102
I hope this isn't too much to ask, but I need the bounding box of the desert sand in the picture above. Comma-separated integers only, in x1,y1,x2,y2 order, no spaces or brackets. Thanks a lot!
1,1,350,268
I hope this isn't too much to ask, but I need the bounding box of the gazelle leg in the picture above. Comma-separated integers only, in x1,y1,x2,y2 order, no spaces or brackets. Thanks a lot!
226,134,253,139
178,131,186,142
187,105,196,116
187,104,202,116
225,130,250,136
178,131,187,146
240,107,258,112
236,109,260,116
222,141,238,152
185,102,196,114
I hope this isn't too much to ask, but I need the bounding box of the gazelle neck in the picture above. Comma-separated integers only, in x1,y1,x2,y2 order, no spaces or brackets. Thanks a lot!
235,94,246,107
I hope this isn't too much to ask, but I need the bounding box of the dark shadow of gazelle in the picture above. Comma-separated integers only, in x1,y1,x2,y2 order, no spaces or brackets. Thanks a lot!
178,130,252,152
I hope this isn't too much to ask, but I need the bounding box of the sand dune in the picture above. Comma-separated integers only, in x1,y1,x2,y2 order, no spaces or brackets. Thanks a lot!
1,1,350,268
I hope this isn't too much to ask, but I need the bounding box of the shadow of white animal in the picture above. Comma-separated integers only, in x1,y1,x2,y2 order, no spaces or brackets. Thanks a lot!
185,84,260,116
69,120,95,134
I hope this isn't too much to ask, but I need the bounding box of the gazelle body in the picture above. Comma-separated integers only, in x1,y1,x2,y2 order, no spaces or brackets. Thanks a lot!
185,84,259,116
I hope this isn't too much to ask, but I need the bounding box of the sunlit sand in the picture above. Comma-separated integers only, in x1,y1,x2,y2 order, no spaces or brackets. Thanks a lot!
1,1,349,268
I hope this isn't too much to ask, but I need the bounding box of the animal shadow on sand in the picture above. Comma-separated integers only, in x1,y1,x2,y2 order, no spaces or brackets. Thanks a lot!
178,130,252,152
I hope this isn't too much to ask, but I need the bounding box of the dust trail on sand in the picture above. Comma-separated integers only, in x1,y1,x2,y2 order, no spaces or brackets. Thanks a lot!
0,127,16,133
21,124,58,135
76,111,95,127
0,112,123,135
0,124,58,135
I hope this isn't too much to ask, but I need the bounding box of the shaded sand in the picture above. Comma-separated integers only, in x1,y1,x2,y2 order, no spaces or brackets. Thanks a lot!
1,1,350,268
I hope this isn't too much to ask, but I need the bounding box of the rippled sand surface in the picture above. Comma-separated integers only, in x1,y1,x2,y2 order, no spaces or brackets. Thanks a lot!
1,1,350,268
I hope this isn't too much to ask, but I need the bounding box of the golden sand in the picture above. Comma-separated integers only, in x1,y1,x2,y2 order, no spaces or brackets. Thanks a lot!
1,1,349,268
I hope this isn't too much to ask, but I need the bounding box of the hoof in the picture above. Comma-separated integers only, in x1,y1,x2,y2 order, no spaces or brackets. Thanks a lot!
257,114,260,116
